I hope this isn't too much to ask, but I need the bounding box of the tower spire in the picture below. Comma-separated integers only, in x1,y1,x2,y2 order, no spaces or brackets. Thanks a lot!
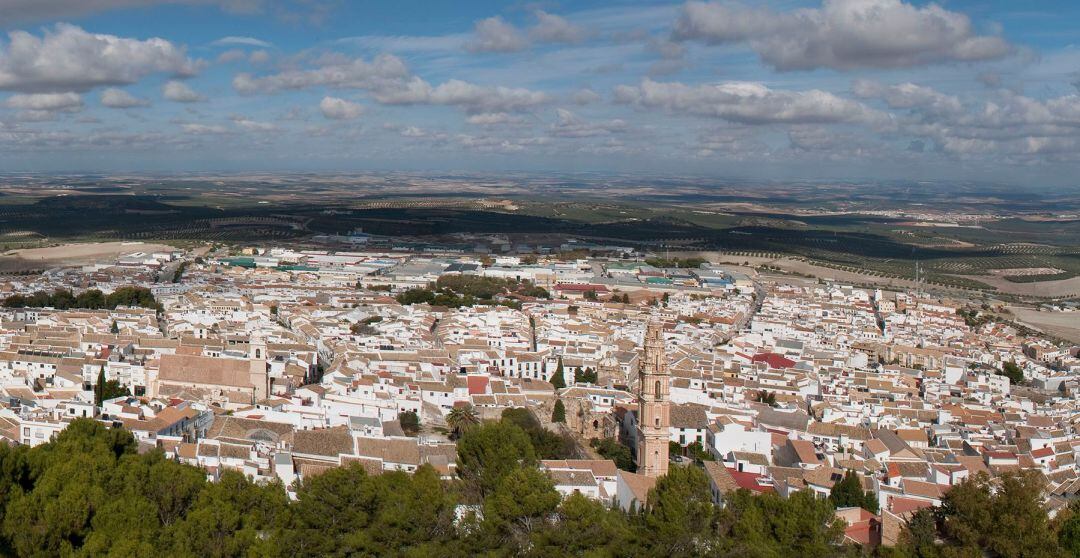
636,318,670,478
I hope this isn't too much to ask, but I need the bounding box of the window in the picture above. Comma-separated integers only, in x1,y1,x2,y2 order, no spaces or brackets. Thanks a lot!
654,380,661,397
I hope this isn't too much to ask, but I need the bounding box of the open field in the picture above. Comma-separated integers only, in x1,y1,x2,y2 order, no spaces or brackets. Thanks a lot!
0,242,175,272
962,274,1080,298
0,174,1074,298
1005,306,1080,343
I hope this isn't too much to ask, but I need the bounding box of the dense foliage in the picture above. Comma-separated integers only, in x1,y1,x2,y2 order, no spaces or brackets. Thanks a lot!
829,470,878,514
999,360,1025,385
591,437,635,472
0,419,1071,557
395,275,549,309
2,286,160,311
644,257,707,269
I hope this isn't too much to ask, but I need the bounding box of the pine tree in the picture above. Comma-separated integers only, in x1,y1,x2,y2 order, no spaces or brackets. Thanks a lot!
552,400,566,423
110,321,119,334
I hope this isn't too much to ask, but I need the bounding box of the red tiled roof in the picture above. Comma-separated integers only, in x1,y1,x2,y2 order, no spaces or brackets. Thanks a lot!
727,468,774,494
752,353,796,369
467,376,489,395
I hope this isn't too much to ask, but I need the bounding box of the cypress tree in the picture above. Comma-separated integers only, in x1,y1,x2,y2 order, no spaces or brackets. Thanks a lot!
550,358,566,389
95,366,106,406
552,400,566,423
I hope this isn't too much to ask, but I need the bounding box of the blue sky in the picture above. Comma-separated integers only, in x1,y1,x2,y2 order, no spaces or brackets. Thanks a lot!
2,0,1080,187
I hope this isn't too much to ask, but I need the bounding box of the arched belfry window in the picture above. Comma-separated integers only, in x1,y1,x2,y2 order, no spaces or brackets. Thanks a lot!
654,380,661,397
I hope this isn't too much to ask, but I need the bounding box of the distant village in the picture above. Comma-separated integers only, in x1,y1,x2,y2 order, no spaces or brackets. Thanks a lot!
0,237,1076,551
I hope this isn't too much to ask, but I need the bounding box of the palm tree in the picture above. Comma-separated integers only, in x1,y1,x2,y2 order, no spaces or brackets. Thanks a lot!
446,404,480,438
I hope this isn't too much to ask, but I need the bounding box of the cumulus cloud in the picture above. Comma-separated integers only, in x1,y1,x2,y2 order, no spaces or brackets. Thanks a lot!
465,16,528,53
100,87,150,108
163,80,205,102
233,53,412,94
530,10,586,44
673,0,1013,71
852,80,962,116
465,112,527,127
549,108,627,138
235,55,548,114
319,96,364,120
417,80,549,114
4,92,82,111
0,23,200,93
615,78,887,125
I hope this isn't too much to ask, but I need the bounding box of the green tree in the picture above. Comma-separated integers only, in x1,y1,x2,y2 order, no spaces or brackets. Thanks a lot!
645,465,714,554
500,408,574,460
399,411,420,436
456,420,536,500
551,400,566,423
1059,502,1080,558
590,438,634,471
686,441,714,463
830,470,878,514
1000,360,1025,385
528,493,633,556
480,467,560,549
445,404,480,438
940,471,1060,558
550,358,566,389
95,365,106,406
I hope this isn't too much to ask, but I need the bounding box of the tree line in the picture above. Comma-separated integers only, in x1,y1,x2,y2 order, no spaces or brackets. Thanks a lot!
0,418,1075,557
396,275,549,309
1,286,160,311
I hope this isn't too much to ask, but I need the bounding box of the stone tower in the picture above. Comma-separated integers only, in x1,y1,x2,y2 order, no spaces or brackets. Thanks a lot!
636,318,670,478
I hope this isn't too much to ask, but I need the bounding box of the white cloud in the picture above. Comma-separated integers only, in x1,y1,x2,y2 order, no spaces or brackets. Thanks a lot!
163,80,205,102
217,49,247,63
181,123,228,134
100,87,150,108
572,88,601,105
852,80,962,116
530,11,586,44
0,23,200,93
319,96,364,120
549,108,627,137
465,112,527,127
211,36,272,48
4,92,82,111
420,80,549,114
615,78,887,125
233,53,412,94
235,55,549,114
230,115,276,131
465,16,528,53
673,0,1013,71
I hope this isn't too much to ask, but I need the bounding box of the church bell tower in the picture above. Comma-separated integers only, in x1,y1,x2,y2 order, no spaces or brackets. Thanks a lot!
636,318,670,478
